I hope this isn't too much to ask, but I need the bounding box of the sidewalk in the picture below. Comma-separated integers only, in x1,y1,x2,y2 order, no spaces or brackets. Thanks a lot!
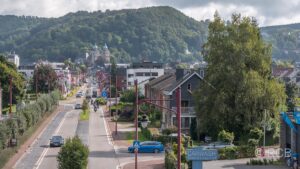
123,159,164,169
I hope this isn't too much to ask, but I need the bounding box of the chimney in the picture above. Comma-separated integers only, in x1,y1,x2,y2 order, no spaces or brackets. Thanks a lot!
176,68,185,81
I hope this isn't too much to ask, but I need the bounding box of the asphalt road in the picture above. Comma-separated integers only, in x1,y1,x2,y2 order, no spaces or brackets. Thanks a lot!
88,107,119,169
14,102,80,169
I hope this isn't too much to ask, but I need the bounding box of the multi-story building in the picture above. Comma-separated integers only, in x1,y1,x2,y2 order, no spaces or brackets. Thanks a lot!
127,61,164,95
18,64,35,79
145,68,204,133
7,52,20,68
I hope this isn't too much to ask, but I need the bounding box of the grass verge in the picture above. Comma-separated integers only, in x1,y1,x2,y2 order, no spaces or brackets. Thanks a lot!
80,110,90,121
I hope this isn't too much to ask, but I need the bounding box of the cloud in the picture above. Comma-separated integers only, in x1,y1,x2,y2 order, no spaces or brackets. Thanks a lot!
0,0,299,26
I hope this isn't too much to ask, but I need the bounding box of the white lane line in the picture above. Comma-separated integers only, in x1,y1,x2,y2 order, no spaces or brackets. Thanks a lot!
100,108,113,145
13,108,65,169
33,111,69,169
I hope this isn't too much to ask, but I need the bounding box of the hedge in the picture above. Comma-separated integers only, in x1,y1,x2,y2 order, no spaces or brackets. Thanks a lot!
0,90,60,167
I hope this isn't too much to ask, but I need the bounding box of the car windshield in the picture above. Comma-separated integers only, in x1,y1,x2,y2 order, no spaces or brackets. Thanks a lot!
52,136,62,141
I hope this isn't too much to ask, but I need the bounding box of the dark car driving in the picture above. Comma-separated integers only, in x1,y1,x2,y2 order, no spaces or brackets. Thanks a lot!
50,135,64,147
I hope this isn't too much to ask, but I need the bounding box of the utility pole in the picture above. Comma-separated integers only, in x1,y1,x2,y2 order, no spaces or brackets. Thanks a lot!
0,82,2,117
115,74,118,135
263,109,266,156
134,79,138,169
9,76,13,118
176,87,181,169
35,71,38,100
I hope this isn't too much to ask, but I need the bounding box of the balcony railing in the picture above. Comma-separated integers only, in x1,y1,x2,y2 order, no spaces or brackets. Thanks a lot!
171,107,196,115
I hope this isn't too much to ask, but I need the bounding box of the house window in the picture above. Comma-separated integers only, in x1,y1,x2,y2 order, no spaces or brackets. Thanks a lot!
145,72,151,76
181,100,189,107
128,74,134,78
187,84,191,91
128,82,132,86
151,72,158,76
200,70,205,77
136,72,143,76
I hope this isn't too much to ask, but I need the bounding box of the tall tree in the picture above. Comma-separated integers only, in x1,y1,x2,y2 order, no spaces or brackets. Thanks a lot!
0,55,25,107
195,13,286,139
285,82,297,112
32,64,58,93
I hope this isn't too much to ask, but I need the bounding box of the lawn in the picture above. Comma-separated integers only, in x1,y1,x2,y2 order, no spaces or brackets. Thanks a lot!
80,110,89,121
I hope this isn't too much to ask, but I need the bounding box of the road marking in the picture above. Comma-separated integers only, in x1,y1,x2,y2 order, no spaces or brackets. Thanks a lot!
33,111,69,169
100,108,113,145
13,108,66,168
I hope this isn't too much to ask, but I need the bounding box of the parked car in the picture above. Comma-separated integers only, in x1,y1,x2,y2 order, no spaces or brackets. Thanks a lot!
76,93,82,98
128,141,164,153
201,141,235,149
50,135,64,147
75,103,81,109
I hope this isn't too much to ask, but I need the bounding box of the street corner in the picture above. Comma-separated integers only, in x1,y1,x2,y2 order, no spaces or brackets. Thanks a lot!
122,159,164,169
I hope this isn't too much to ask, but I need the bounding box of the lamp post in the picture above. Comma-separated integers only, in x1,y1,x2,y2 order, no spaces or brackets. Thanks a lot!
134,79,138,169
115,74,118,135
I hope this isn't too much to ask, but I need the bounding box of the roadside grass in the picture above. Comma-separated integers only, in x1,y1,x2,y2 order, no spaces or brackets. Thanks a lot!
126,131,147,144
2,105,16,114
0,108,56,168
80,110,89,121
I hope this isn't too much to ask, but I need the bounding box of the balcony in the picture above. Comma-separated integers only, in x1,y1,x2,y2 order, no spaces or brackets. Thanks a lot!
171,107,196,115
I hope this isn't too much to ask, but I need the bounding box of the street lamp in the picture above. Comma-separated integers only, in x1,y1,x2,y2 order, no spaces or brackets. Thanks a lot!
141,120,149,129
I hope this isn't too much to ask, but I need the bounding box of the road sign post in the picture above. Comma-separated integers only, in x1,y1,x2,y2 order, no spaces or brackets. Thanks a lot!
187,147,219,169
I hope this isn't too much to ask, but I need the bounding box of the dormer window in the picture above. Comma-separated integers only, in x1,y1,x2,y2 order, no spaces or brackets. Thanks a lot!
187,84,191,91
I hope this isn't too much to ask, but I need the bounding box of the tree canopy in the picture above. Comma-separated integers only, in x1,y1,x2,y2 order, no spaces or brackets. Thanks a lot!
195,13,286,139
0,55,25,107
32,64,58,93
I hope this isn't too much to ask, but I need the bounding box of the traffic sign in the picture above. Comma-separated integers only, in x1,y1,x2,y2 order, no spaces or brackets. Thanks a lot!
101,91,107,98
187,147,218,161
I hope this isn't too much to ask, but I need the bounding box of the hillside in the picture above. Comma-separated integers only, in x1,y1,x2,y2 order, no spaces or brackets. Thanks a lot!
261,23,300,61
0,6,209,63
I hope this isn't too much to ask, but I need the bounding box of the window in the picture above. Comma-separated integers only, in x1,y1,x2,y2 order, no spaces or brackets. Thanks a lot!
128,82,132,86
151,72,158,76
136,72,143,76
145,72,151,76
200,70,205,77
128,74,134,78
187,84,191,91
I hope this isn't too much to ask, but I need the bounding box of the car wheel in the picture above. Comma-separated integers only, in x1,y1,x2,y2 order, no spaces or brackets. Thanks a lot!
154,149,159,153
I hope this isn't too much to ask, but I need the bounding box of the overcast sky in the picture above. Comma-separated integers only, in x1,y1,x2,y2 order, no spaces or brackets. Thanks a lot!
1,0,300,26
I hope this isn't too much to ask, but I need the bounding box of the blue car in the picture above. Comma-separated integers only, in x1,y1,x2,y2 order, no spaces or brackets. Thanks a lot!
128,141,164,153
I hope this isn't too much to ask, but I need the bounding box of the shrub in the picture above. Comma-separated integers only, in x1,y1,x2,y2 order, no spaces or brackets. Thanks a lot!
218,146,238,159
57,136,89,169
218,130,234,143
162,126,178,135
82,99,89,111
95,98,107,105
165,151,177,169
249,128,263,140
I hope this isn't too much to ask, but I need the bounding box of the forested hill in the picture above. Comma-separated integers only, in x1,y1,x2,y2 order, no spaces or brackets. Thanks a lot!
261,23,300,61
0,6,209,63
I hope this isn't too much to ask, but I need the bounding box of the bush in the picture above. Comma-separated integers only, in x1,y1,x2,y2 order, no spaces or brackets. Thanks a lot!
165,151,177,169
249,128,263,140
218,146,238,159
162,126,178,135
82,99,89,111
95,98,107,105
218,130,234,143
57,136,89,169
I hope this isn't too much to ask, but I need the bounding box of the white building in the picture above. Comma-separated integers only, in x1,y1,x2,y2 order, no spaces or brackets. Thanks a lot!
18,65,35,79
7,52,20,68
126,61,164,95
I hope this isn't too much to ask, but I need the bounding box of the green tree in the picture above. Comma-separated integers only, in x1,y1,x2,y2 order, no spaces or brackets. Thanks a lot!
0,55,25,107
195,13,286,139
218,130,234,143
285,83,297,112
57,136,89,169
32,63,58,93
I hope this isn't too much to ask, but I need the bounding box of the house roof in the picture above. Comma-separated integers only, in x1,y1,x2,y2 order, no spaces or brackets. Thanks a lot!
151,75,176,91
146,73,174,86
272,67,295,78
164,71,203,95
